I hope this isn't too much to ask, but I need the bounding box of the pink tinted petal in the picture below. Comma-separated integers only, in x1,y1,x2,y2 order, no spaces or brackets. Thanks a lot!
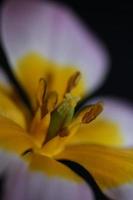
87,97,133,147
28,173,94,200
0,151,94,200
3,163,29,200
0,151,29,200
101,97,133,147
106,184,133,200
2,0,110,94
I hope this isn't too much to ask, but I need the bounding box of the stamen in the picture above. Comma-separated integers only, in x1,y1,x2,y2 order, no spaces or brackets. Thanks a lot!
66,71,81,93
36,78,47,108
82,102,103,123
46,91,58,112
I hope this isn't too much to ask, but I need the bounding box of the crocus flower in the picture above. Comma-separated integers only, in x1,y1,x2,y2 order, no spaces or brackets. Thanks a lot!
0,0,133,199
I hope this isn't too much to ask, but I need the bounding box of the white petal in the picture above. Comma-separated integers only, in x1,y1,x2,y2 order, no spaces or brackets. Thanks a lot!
0,151,94,200
105,184,133,200
28,173,94,200
1,0,110,94
87,97,133,147
0,151,23,175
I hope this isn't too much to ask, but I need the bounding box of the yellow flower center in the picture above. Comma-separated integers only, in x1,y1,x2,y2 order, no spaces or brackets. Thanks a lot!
12,53,101,158
14,55,101,159
26,71,102,158
16,53,85,108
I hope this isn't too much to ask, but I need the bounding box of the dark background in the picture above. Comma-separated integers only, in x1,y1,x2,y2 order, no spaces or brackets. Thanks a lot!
56,1,133,103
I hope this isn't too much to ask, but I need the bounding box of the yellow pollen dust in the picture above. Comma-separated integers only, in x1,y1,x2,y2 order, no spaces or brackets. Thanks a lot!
36,78,47,108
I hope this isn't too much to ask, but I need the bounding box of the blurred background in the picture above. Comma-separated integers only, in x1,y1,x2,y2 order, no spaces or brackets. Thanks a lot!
56,1,133,103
